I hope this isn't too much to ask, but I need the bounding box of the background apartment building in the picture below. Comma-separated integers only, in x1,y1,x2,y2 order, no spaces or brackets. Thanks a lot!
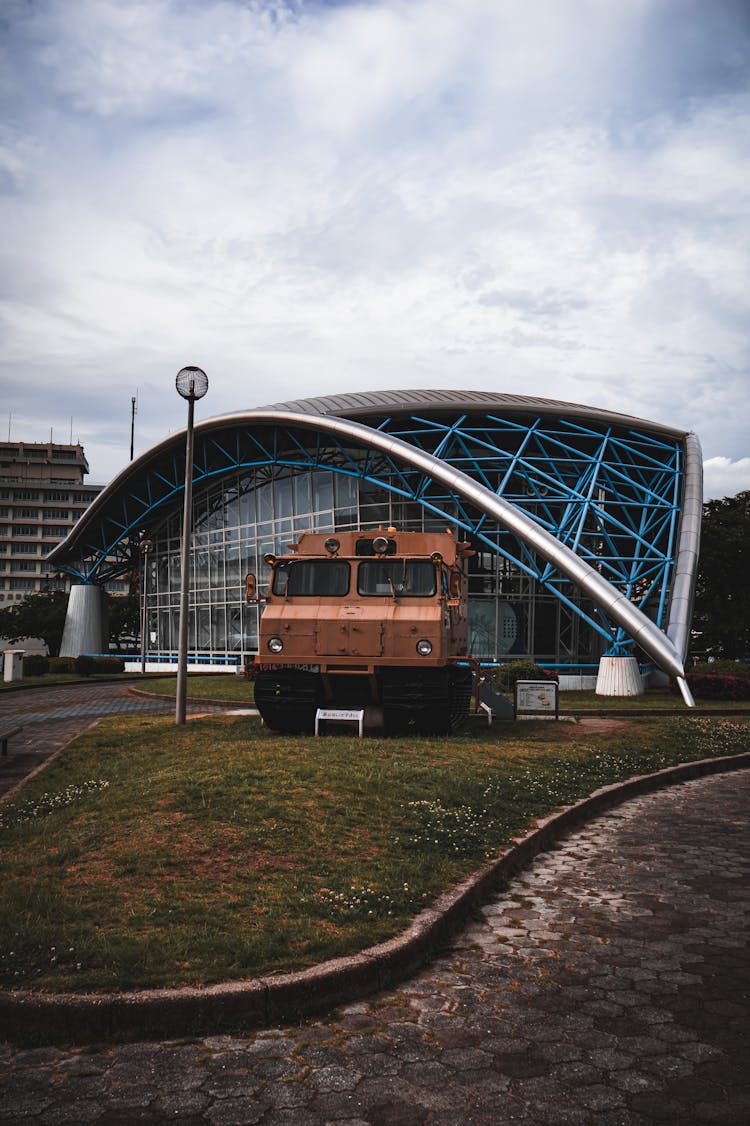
0,440,124,604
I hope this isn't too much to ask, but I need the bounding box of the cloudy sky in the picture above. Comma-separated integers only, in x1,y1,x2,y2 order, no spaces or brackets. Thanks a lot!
1,0,749,499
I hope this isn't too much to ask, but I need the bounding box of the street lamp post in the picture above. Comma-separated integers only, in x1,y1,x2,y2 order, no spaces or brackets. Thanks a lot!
175,365,209,725
139,538,153,675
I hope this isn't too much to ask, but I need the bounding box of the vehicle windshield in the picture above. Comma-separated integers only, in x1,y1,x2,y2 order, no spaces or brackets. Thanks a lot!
272,560,350,597
357,560,436,597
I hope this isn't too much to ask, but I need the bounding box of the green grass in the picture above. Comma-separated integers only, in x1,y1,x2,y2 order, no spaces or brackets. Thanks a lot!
1,713,747,994
558,689,750,711
136,677,750,711
139,673,254,702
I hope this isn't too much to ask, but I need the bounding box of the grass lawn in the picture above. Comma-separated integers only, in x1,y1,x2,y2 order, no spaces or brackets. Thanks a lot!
558,689,750,712
138,673,255,703
1,712,748,995
133,675,750,712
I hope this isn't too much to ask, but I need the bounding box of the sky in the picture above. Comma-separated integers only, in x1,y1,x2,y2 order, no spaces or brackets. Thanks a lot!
1,0,749,500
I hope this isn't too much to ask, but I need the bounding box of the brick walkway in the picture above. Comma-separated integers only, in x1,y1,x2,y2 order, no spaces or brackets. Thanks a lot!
1,762,748,1124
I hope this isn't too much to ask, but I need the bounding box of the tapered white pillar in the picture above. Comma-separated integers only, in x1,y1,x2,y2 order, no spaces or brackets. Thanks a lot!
59,585,108,657
595,655,644,697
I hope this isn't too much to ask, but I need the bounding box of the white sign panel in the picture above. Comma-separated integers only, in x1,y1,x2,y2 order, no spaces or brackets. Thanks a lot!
514,679,558,717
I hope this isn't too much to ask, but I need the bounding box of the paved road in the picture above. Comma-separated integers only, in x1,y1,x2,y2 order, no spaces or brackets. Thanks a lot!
1,763,748,1124
0,681,228,798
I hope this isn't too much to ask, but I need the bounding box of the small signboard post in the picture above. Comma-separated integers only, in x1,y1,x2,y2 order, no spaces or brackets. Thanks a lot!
514,679,559,719
315,708,365,737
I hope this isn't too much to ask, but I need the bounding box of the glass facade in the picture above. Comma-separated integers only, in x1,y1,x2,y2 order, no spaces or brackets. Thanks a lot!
143,465,601,668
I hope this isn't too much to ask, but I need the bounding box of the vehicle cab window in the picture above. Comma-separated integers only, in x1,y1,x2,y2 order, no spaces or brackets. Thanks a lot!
272,560,350,596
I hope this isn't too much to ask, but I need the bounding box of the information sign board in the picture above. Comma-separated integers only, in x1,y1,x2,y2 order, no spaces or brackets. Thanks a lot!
514,679,558,718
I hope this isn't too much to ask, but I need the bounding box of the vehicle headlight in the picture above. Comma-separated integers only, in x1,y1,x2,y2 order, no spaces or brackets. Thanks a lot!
416,639,433,656
268,637,284,653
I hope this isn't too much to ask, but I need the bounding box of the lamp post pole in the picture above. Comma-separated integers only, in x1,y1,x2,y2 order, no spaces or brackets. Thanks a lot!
139,538,152,676
175,366,208,725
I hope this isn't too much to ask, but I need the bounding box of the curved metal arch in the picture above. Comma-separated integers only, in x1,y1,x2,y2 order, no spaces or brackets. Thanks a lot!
286,412,687,685
667,432,703,663
49,409,693,694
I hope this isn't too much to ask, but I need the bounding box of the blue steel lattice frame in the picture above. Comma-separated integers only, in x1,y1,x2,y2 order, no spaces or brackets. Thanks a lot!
48,407,687,662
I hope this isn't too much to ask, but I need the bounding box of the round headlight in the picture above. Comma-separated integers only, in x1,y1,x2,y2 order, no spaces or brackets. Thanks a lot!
268,637,284,653
416,639,433,656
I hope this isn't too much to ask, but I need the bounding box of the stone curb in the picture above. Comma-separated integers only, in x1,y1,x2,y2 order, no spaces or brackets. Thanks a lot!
2,750,749,1047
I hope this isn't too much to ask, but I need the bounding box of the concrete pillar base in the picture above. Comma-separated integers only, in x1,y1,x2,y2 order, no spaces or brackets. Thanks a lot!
595,655,644,697
59,585,108,657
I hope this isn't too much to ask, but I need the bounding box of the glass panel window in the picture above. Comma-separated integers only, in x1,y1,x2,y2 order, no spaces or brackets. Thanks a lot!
275,475,293,519
257,483,273,522
293,474,311,516
334,473,358,522
238,481,256,525
312,471,333,512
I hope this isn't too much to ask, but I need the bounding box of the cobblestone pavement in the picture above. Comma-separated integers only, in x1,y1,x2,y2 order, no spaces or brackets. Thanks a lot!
0,682,227,798
1,767,747,1125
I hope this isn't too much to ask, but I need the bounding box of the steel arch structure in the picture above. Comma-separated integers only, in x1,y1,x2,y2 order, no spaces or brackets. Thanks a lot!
48,396,700,696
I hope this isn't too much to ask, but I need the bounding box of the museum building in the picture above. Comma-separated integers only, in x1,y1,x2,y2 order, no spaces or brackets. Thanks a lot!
48,390,702,693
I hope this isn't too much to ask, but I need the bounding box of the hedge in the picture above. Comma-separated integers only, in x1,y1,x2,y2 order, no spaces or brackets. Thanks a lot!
690,660,750,681
38,656,126,677
676,672,750,701
22,654,49,677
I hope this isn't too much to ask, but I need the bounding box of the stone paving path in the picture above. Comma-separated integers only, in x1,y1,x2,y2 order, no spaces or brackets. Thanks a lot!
1,767,747,1125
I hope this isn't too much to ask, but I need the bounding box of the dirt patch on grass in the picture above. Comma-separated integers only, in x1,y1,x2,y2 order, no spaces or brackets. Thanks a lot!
571,717,633,735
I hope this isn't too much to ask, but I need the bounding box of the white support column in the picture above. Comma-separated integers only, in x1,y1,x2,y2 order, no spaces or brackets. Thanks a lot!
595,655,644,697
59,585,108,657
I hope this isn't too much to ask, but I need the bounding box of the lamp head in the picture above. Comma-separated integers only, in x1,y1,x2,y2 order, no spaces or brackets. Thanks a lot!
176,366,209,401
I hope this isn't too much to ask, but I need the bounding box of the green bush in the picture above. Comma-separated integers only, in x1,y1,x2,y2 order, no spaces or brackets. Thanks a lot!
92,656,125,675
679,673,750,701
22,654,49,677
488,660,559,694
48,656,77,675
691,660,750,681
75,655,125,677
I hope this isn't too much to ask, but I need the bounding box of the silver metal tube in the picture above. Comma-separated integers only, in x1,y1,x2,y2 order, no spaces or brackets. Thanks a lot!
667,432,703,663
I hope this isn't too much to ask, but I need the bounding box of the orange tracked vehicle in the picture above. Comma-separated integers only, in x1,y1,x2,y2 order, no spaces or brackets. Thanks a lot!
250,527,474,734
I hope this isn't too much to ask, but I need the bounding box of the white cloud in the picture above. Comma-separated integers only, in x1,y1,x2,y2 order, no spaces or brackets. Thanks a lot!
0,0,748,484
703,457,750,501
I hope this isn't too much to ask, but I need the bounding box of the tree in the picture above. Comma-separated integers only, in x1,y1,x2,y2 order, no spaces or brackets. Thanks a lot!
692,490,750,660
106,583,141,651
0,590,70,657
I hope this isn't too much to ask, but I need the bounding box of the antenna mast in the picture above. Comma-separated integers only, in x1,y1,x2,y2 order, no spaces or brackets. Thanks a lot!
130,395,137,460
